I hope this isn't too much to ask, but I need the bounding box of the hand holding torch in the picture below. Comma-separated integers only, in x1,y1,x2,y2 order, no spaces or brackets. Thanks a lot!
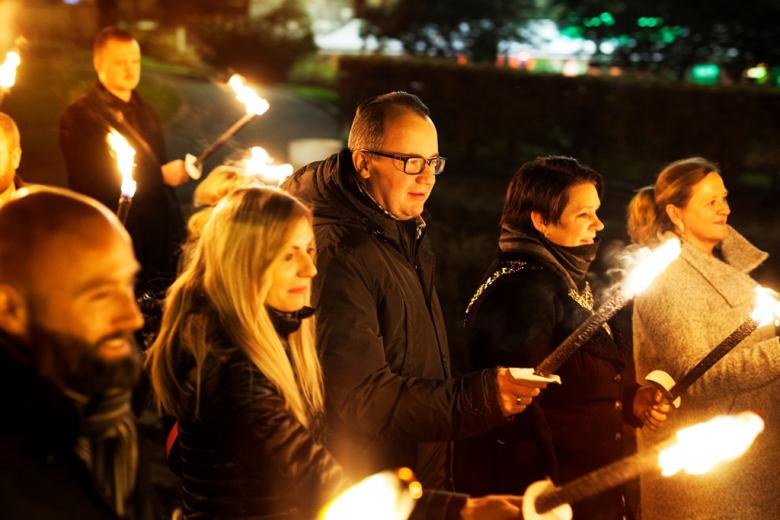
646,286,780,408
523,411,764,520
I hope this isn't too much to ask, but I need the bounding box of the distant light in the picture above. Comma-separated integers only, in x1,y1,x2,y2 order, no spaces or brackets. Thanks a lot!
600,12,615,26
63,0,80,4
600,41,616,54
562,60,585,77
637,17,663,28
746,64,768,81
690,64,720,85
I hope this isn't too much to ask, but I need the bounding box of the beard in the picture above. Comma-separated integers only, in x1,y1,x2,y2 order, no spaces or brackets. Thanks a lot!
26,323,143,397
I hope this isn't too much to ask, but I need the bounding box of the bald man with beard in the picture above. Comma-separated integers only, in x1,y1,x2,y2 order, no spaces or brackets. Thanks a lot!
0,187,153,519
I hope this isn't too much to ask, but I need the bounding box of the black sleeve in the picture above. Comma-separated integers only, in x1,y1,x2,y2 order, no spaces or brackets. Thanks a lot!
316,246,508,443
59,102,121,211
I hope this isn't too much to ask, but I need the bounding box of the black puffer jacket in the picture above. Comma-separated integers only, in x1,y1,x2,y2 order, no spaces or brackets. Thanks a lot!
458,249,639,520
283,151,507,494
174,324,344,519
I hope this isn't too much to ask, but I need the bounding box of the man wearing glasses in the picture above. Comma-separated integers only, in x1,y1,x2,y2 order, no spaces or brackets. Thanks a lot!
284,91,542,518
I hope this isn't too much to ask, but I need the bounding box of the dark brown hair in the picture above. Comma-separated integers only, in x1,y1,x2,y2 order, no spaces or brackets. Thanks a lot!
501,156,604,230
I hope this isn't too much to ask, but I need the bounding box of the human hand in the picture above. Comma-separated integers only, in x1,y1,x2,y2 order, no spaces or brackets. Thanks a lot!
161,159,189,186
496,367,545,417
461,495,523,520
633,386,671,431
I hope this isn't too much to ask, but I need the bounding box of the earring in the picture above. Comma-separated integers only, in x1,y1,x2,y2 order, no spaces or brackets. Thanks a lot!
544,228,550,239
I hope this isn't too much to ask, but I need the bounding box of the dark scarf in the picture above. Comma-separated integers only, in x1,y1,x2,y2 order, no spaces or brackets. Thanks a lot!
68,388,138,517
499,223,598,290
266,305,316,339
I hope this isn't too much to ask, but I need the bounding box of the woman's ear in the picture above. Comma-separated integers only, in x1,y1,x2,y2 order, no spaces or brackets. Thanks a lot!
530,211,547,235
352,150,370,180
665,204,684,234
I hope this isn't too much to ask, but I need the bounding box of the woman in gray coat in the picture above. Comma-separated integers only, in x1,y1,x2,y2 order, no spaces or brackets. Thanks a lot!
627,157,780,520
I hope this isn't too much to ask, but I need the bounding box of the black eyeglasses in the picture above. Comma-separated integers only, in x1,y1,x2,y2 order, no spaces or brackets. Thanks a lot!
360,149,447,175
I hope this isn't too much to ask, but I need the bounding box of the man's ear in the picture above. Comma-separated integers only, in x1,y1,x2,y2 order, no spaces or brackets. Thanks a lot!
352,150,370,180
0,284,28,337
11,146,21,171
530,211,548,235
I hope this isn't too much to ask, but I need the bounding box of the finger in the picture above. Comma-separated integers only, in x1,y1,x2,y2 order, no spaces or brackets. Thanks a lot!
514,385,541,397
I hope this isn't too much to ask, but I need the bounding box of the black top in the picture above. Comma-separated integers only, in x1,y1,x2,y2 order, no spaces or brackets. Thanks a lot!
59,83,185,292
458,237,639,520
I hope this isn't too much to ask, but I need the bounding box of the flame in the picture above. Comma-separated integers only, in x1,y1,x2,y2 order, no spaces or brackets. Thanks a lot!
107,130,137,198
228,74,270,116
318,469,419,520
623,238,681,297
659,411,764,477
750,286,780,327
0,51,21,89
244,146,293,185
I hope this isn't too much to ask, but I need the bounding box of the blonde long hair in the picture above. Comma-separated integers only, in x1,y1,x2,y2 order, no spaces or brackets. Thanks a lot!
147,186,324,428
627,157,719,246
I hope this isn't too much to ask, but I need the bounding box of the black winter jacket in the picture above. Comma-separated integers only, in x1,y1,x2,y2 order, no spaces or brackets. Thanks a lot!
283,151,508,495
173,325,344,519
0,335,154,520
59,83,185,290
458,250,639,519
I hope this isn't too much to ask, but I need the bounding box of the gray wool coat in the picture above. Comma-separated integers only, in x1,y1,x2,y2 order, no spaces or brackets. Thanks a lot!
633,227,780,520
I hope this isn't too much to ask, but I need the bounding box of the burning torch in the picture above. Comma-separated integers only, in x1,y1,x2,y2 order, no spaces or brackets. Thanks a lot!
107,129,136,226
645,286,780,408
244,146,294,186
522,411,764,520
0,50,21,105
532,238,681,379
188,74,270,176
318,467,422,520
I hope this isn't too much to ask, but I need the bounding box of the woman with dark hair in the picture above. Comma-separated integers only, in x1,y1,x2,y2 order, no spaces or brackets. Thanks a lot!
459,156,666,519
628,157,780,519
146,186,345,518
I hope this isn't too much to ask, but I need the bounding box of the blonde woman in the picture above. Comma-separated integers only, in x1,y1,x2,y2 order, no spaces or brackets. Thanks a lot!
147,186,345,518
628,157,780,519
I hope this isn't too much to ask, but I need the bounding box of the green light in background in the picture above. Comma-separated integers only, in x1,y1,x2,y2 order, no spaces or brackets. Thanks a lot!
690,64,720,85
561,26,584,38
637,17,663,28
600,12,615,26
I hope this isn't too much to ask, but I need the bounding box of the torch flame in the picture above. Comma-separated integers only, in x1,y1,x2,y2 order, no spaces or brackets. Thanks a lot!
750,286,780,327
623,238,681,297
228,74,270,116
107,130,137,198
0,51,21,89
659,411,764,477
244,146,294,185
318,469,419,520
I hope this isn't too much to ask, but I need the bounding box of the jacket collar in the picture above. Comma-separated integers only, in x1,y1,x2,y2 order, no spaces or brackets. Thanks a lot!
672,226,767,307
284,149,430,250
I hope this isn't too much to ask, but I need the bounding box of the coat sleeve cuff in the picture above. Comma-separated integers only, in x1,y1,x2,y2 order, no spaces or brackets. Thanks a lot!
410,489,469,520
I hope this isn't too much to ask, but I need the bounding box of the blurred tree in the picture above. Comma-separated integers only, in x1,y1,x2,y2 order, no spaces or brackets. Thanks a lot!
355,0,539,63
191,0,315,83
550,0,780,80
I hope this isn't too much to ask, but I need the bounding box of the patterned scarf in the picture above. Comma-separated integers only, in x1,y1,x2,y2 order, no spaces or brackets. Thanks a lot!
68,388,138,517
